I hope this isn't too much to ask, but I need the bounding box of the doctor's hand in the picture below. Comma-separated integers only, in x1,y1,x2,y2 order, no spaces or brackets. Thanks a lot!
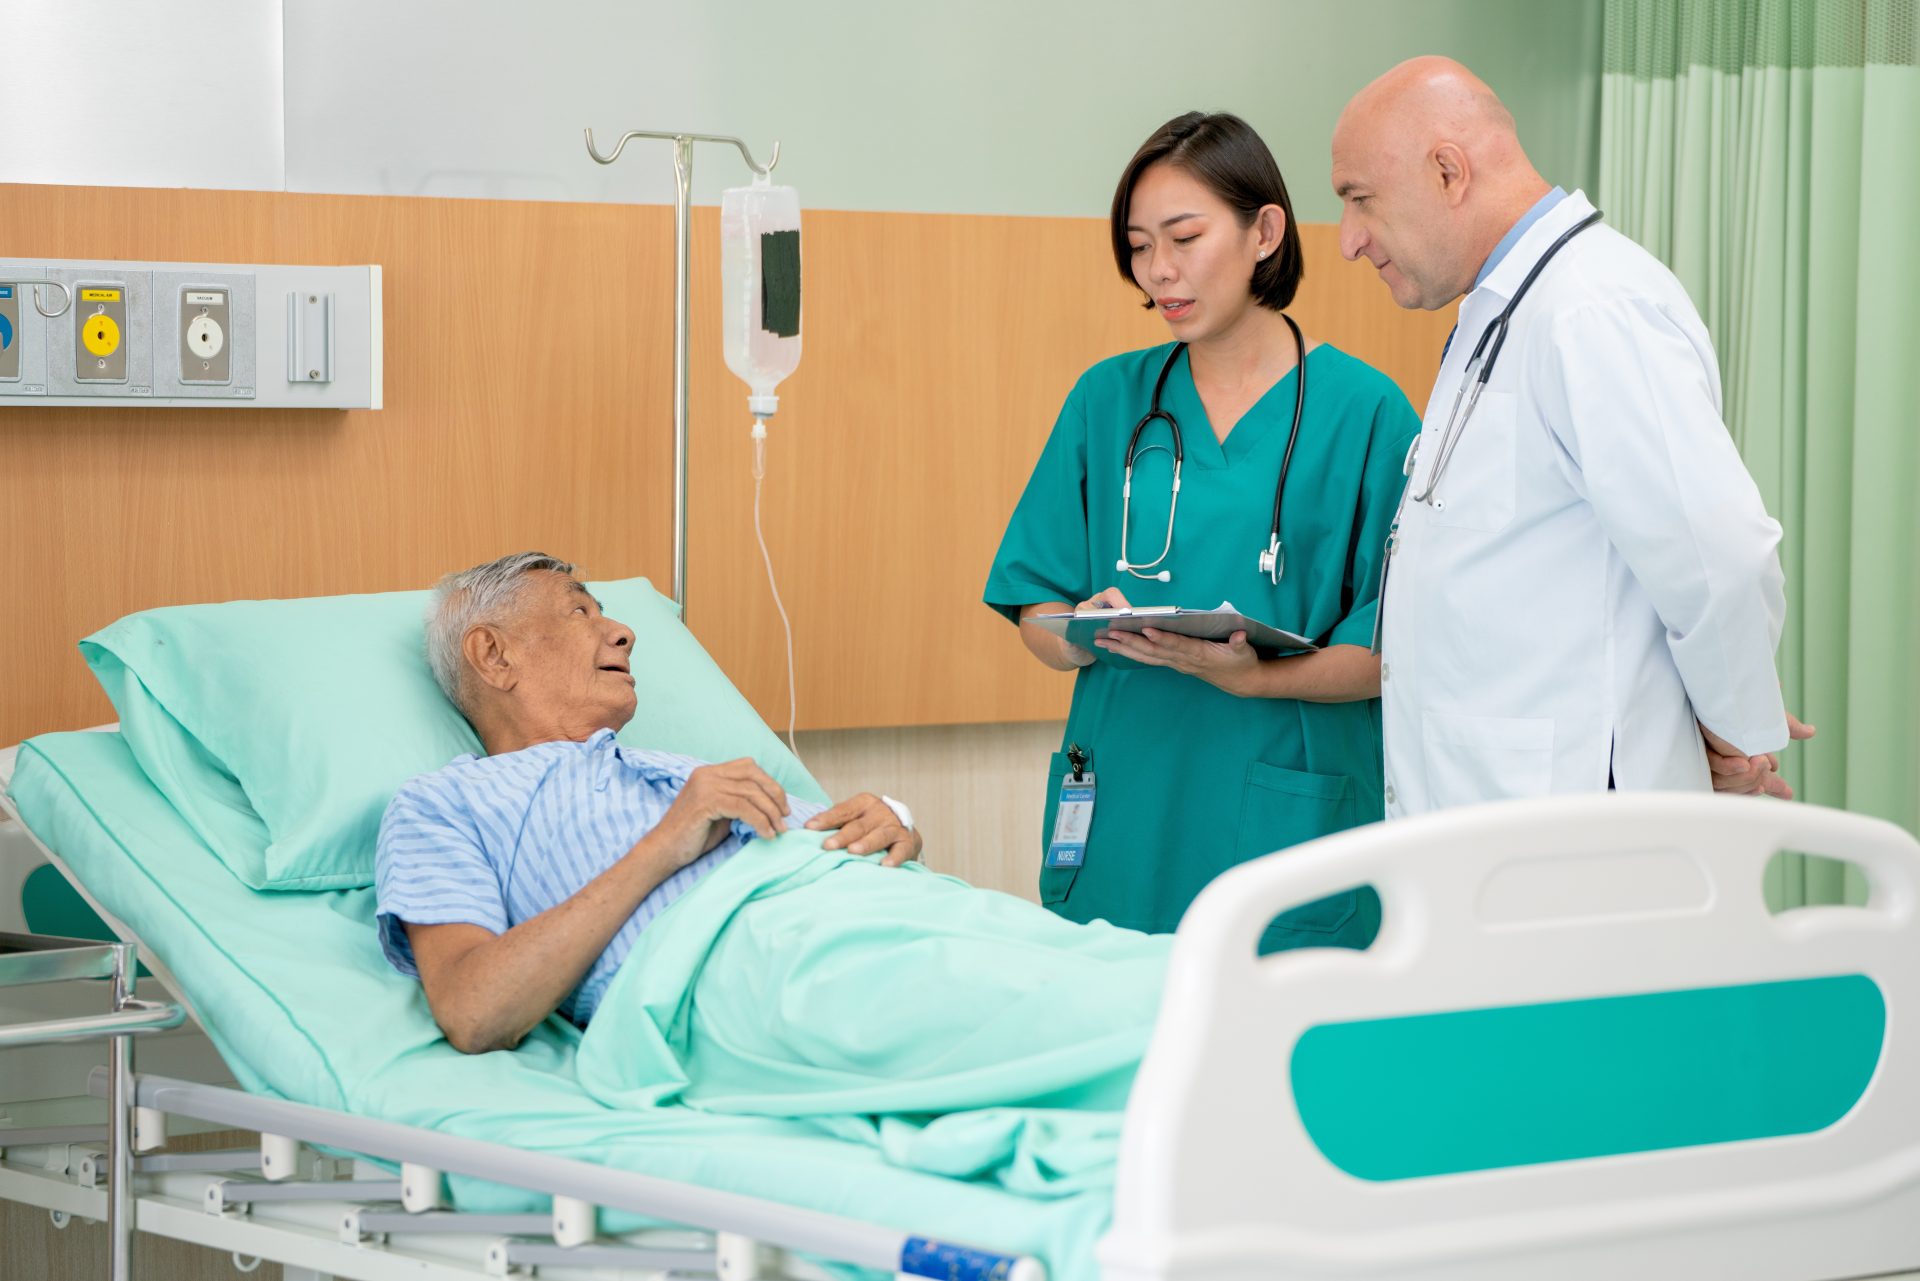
1700,712,1815,800
1096,627,1261,696
806,793,923,867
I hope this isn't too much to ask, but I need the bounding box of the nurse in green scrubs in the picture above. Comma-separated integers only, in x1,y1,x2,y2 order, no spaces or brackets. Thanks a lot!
985,111,1419,950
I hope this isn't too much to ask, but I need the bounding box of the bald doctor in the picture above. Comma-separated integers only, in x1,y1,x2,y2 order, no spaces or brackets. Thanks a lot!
1332,57,1810,816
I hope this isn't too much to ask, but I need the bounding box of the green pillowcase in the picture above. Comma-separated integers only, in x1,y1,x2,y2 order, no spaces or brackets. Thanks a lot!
81,578,822,891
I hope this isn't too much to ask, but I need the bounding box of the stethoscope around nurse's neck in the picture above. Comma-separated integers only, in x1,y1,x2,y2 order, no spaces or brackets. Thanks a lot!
1115,312,1308,586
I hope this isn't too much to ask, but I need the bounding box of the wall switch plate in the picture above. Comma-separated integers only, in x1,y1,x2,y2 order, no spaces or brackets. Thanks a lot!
179,287,232,385
0,283,19,383
75,283,129,383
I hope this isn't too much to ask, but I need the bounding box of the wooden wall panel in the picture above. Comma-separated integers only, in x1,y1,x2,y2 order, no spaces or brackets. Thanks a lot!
0,184,1452,744
687,216,1454,731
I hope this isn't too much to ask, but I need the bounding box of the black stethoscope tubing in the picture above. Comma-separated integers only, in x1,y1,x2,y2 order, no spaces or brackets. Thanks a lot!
1372,207,1605,655
1118,312,1308,584
1413,209,1604,504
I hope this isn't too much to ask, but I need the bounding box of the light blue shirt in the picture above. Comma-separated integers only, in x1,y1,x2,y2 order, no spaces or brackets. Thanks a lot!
1444,186,1570,360
1475,186,1568,288
375,729,824,1026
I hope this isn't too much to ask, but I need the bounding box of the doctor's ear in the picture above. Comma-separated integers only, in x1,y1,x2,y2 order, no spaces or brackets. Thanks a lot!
1431,142,1471,205
462,624,518,693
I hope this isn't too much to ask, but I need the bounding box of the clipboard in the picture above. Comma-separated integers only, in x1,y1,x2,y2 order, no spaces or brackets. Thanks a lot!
1026,601,1319,658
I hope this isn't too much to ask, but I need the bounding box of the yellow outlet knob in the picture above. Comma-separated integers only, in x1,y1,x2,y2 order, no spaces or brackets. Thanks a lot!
83,314,121,357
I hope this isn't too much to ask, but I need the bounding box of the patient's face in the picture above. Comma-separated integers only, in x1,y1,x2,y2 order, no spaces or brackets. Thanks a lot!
506,572,639,734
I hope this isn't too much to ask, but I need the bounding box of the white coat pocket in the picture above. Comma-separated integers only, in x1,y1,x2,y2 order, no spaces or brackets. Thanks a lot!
1426,389,1517,533
1421,710,1554,805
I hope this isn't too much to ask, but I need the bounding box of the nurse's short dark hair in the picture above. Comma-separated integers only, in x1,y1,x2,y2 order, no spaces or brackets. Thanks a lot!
1110,111,1305,312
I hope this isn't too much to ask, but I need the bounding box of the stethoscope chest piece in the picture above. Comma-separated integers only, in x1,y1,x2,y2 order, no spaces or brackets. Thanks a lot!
1259,536,1283,584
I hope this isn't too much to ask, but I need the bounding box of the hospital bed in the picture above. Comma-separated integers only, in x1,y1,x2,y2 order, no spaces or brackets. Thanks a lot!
3,592,1919,1281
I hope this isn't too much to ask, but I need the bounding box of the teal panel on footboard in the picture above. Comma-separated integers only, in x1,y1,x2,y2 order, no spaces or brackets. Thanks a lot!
1291,975,1884,1181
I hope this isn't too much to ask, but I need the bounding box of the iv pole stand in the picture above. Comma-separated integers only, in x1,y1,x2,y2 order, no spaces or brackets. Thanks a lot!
585,128,781,622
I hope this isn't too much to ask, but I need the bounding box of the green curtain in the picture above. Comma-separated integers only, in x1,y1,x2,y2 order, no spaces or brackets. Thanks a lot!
1600,0,1920,907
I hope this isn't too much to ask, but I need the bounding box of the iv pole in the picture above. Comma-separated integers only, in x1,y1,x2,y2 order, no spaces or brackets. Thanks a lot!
584,128,781,622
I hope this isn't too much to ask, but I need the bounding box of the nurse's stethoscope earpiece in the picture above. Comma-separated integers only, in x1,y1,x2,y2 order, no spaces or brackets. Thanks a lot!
1117,314,1308,586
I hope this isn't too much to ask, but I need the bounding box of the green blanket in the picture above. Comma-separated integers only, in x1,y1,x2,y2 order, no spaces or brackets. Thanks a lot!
577,837,1170,1197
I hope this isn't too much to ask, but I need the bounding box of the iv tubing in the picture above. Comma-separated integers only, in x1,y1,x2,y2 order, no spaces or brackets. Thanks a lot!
751,419,803,763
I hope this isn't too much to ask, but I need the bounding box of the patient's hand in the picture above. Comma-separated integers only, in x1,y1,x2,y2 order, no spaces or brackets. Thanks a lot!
654,758,792,866
806,793,923,867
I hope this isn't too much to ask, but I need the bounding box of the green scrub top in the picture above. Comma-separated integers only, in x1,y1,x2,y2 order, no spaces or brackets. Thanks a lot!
985,341,1420,946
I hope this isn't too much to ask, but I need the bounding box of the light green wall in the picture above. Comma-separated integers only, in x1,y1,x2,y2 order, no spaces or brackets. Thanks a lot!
283,0,1604,219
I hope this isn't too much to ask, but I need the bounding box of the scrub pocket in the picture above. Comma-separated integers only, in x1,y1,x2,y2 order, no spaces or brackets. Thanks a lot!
1038,750,1081,907
1236,762,1364,938
1422,711,1555,806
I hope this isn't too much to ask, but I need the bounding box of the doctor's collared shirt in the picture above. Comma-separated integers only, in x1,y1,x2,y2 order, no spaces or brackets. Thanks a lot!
1476,187,1567,289
374,729,825,1026
1444,187,1567,361
1381,189,1789,818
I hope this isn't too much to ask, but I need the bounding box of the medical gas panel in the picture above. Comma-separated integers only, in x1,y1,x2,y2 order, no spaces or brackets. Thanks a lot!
0,258,382,409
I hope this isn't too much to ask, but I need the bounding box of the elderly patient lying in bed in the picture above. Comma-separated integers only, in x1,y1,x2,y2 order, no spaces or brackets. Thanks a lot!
377,552,1165,1188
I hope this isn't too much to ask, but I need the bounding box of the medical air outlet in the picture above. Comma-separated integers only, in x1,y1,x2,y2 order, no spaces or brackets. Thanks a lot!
722,175,805,756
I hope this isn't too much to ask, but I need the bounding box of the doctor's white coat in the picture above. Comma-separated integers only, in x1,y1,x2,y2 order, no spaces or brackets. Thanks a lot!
1380,190,1790,818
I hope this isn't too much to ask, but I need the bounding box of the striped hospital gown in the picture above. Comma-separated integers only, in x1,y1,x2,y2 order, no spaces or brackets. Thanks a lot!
374,728,824,1025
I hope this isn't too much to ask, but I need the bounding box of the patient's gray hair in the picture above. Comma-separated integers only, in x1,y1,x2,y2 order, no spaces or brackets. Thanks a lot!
425,551,578,710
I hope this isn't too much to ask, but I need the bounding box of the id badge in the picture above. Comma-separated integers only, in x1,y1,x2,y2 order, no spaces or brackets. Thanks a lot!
1045,772,1096,868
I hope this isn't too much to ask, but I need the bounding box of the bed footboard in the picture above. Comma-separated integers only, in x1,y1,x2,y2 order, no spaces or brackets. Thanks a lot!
1104,795,1920,1281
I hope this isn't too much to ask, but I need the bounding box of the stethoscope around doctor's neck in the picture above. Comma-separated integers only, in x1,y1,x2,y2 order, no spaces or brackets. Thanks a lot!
1116,312,1307,586
1410,209,1604,504
1369,208,1605,658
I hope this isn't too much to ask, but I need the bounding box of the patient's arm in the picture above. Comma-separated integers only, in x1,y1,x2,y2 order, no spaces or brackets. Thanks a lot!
407,757,794,1054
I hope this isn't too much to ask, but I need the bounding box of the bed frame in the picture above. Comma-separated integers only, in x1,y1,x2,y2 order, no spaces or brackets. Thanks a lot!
5,763,1919,1281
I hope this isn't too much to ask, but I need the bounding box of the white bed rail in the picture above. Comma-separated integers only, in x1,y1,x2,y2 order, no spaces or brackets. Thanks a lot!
1104,794,1920,1281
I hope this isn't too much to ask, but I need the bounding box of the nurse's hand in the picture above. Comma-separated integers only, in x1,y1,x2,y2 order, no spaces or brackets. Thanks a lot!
1096,626,1261,696
1019,595,1118,670
1062,588,1134,666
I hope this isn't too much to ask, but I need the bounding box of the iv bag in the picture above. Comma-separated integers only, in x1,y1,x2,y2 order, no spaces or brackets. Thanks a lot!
721,177,802,419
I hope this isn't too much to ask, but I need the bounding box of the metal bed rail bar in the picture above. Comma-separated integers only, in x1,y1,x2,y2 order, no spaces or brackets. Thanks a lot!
0,999,185,1049
89,1070,1045,1280
0,936,183,1280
